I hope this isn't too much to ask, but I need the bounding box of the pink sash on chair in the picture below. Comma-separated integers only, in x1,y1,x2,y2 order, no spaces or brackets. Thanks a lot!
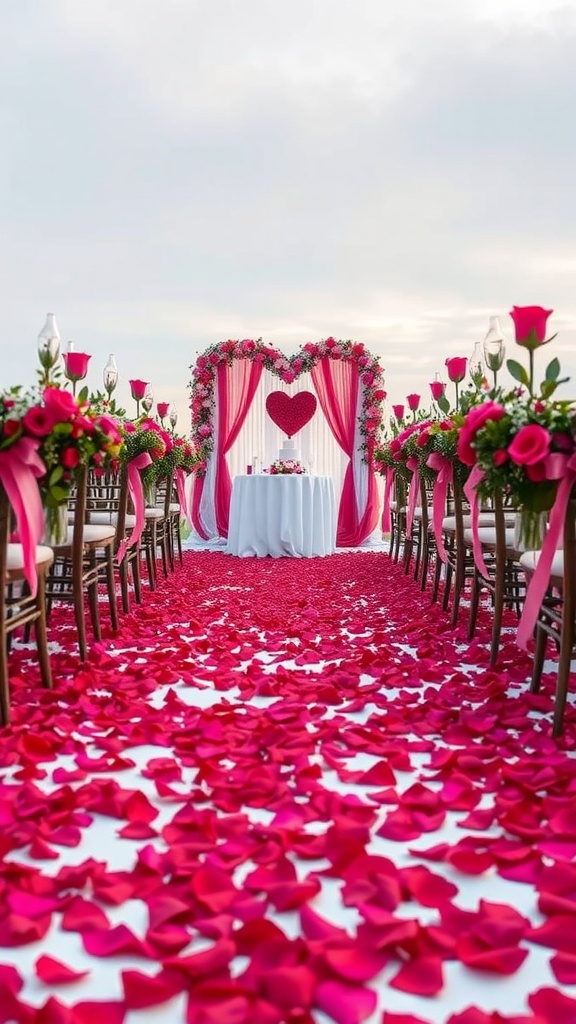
0,437,46,595
117,453,153,563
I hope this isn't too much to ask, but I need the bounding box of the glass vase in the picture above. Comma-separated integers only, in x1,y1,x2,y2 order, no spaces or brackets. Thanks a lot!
513,509,547,552
43,503,69,546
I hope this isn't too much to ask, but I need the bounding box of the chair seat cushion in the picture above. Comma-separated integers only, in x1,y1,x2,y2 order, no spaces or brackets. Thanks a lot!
169,503,181,514
463,526,516,547
52,524,116,548
6,543,54,571
144,508,164,520
519,549,564,581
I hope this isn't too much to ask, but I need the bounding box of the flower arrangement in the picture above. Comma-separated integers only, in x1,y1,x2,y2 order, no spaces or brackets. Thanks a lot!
188,338,386,473
457,306,576,516
268,459,306,475
0,384,124,541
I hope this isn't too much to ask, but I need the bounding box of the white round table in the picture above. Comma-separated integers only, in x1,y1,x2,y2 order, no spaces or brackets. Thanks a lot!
226,474,337,558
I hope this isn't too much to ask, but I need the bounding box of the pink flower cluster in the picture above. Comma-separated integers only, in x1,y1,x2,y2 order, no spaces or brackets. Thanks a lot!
189,339,386,472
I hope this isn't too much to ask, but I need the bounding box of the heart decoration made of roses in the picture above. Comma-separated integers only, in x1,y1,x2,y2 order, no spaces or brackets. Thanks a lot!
265,391,318,437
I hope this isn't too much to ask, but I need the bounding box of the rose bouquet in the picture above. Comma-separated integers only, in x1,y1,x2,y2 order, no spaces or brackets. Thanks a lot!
1,384,124,542
457,306,576,551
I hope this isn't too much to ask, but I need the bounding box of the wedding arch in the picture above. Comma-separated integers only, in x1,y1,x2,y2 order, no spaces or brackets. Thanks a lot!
187,338,386,547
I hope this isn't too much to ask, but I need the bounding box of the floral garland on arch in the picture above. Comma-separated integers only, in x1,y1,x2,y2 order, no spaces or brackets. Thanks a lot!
188,337,386,473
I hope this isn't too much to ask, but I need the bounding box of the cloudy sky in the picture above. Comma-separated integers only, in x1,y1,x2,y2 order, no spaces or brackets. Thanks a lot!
2,0,576,424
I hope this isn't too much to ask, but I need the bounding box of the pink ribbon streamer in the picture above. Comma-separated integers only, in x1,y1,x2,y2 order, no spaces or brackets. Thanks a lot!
0,436,46,596
516,452,576,649
406,457,420,535
381,467,392,533
174,468,188,523
463,464,490,578
426,452,454,563
117,453,153,563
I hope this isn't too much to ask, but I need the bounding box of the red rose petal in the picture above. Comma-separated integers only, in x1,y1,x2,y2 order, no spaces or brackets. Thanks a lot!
389,956,444,996
35,955,90,984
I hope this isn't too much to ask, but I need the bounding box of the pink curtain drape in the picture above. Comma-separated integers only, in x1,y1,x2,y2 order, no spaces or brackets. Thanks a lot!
215,359,263,538
310,357,379,546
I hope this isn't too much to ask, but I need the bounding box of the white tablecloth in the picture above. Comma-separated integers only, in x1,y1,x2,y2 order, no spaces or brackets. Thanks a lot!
226,475,337,558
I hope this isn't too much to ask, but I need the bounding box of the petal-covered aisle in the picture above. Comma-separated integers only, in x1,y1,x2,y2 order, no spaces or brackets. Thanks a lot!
2,551,576,1024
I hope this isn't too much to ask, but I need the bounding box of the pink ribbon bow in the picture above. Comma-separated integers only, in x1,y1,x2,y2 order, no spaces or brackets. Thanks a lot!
463,464,490,578
426,452,454,563
117,453,153,563
406,457,420,535
0,437,46,596
174,468,188,523
516,452,576,649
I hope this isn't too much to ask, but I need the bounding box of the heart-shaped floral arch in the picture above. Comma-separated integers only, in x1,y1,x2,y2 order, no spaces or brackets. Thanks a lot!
187,337,386,546
188,337,386,467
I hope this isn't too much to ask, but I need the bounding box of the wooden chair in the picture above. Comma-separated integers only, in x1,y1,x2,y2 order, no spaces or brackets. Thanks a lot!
389,471,408,564
85,466,142,614
45,464,118,661
519,497,576,737
0,481,54,726
464,491,525,664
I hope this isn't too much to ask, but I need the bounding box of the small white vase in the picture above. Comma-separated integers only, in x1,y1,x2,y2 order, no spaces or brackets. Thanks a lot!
43,503,69,546
513,509,547,552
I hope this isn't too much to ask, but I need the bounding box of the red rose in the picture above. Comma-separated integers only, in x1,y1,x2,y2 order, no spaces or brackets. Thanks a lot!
61,447,81,469
465,400,506,434
509,305,553,349
507,423,551,465
43,386,78,421
526,460,547,482
493,449,508,467
22,405,56,437
63,351,91,380
445,357,467,383
406,393,420,411
429,381,445,402
457,429,477,466
128,379,149,400
392,404,404,422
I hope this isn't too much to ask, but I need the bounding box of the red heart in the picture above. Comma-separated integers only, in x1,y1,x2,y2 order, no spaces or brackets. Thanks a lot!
265,392,317,438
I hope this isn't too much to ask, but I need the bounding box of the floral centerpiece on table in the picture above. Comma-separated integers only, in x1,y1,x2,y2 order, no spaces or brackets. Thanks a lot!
189,337,386,474
267,459,306,475
457,305,576,549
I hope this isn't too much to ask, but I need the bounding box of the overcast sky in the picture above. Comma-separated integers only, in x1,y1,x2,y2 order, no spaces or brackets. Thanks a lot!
2,0,576,425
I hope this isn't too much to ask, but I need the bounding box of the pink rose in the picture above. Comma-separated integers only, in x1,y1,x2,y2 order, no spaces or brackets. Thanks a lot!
95,415,122,444
457,429,477,466
493,449,508,467
507,423,551,465
509,306,553,349
362,372,375,386
157,402,170,419
43,386,79,421
325,337,336,348
392,404,404,422
465,400,506,434
22,405,56,437
63,351,91,381
129,379,149,400
429,380,445,402
445,357,467,383
406,393,420,412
